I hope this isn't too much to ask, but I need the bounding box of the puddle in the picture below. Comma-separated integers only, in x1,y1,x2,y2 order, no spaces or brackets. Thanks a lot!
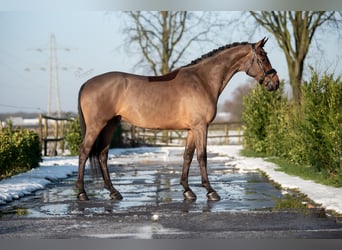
0,151,283,218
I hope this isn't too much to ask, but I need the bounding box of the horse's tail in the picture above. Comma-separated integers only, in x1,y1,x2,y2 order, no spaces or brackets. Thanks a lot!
78,84,86,142
78,83,101,177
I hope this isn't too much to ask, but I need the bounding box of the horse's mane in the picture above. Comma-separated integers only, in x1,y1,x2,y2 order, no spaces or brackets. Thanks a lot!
184,41,250,67
148,41,251,81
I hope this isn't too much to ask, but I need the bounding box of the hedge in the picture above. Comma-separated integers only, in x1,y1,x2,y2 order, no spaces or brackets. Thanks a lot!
65,117,82,156
0,122,42,178
301,73,342,174
242,72,341,180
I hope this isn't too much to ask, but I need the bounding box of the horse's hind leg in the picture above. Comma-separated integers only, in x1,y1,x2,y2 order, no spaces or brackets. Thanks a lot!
98,116,123,200
77,130,99,200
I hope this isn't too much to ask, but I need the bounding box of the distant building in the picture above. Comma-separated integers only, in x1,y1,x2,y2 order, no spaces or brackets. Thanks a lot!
4,117,40,129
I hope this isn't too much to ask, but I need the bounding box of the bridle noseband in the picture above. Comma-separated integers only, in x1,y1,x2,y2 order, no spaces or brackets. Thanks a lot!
246,44,277,85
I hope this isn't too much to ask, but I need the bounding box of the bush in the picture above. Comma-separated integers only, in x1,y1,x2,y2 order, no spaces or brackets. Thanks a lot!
242,81,285,153
0,122,42,178
65,117,82,156
301,72,342,175
242,72,342,183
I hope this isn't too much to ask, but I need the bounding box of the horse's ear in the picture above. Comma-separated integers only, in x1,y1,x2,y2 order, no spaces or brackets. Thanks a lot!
256,37,268,48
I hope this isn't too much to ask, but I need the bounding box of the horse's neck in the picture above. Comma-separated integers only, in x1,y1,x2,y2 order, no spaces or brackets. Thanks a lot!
198,46,250,99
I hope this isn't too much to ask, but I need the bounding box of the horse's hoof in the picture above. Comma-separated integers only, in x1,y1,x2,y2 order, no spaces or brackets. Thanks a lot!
183,189,197,201
110,191,123,201
78,192,89,201
207,191,220,201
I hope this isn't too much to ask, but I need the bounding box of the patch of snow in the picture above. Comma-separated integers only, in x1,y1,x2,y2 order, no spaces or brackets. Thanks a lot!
0,157,78,204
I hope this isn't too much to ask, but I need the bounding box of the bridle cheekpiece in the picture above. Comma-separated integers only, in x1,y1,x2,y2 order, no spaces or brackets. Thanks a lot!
246,44,277,85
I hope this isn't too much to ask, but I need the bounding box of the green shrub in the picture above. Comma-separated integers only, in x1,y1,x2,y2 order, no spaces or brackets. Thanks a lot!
264,99,307,165
65,117,82,156
242,82,285,153
0,123,42,178
242,71,342,184
301,72,342,175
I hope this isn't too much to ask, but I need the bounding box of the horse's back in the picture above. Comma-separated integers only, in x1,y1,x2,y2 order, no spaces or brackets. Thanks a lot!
78,69,215,130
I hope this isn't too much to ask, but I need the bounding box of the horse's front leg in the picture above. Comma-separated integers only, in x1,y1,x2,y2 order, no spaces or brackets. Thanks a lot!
194,126,221,201
180,130,197,200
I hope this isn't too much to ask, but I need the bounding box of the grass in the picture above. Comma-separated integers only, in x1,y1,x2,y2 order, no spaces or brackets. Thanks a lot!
0,207,29,218
274,193,311,213
241,149,342,188
268,158,342,188
240,149,266,158
273,191,328,217
274,193,306,210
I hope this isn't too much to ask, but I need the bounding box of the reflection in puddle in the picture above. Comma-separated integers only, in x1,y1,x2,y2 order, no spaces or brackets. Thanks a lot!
0,153,283,218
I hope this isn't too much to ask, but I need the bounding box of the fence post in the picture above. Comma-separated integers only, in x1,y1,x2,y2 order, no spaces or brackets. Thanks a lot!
60,120,65,154
131,125,136,145
43,117,48,156
44,117,48,140
224,123,229,144
39,114,73,156
51,120,58,156
238,127,241,144
38,114,42,143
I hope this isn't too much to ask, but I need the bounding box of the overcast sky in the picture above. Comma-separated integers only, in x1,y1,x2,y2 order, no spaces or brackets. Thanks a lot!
0,11,341,113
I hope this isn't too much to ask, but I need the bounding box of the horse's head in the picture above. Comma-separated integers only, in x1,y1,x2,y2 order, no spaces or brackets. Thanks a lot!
245,37,280,91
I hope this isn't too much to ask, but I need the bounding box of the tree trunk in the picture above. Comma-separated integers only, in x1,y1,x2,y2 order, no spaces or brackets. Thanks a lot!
161,11,170,75
287,56,304,105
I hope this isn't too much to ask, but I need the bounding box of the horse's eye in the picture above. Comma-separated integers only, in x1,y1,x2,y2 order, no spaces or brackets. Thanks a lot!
260,54,268,62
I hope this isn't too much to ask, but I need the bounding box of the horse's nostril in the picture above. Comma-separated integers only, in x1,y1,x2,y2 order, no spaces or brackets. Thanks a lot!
267,81,277,91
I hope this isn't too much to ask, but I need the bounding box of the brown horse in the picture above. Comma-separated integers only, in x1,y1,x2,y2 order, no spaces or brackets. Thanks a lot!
76,38,279,201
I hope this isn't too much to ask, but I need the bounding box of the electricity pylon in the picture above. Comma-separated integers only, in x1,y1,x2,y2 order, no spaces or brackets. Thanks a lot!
26,33,77,117
48,34,61,117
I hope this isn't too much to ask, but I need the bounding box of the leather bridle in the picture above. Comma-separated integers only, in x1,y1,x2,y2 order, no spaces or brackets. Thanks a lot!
246,44,277,85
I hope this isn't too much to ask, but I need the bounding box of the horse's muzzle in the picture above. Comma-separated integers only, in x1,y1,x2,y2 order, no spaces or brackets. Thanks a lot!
265,80,279,91
259,68,279,91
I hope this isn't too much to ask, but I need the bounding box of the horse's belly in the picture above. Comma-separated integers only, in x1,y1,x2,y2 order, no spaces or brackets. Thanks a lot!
122,112,187,130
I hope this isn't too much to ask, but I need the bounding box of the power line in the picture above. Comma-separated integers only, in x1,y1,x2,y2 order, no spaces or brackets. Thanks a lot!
0,103,42,111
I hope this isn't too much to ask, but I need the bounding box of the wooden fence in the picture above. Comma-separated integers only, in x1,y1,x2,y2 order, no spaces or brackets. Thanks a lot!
121,121,244,146
36,115,243,156
38,114,73,156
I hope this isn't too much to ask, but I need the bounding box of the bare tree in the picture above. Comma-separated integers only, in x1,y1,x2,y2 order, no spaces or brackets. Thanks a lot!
249,11,341,105
124,11,224,75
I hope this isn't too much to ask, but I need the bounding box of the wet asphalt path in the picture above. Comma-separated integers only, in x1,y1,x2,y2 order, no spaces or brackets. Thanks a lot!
0,153,342,239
